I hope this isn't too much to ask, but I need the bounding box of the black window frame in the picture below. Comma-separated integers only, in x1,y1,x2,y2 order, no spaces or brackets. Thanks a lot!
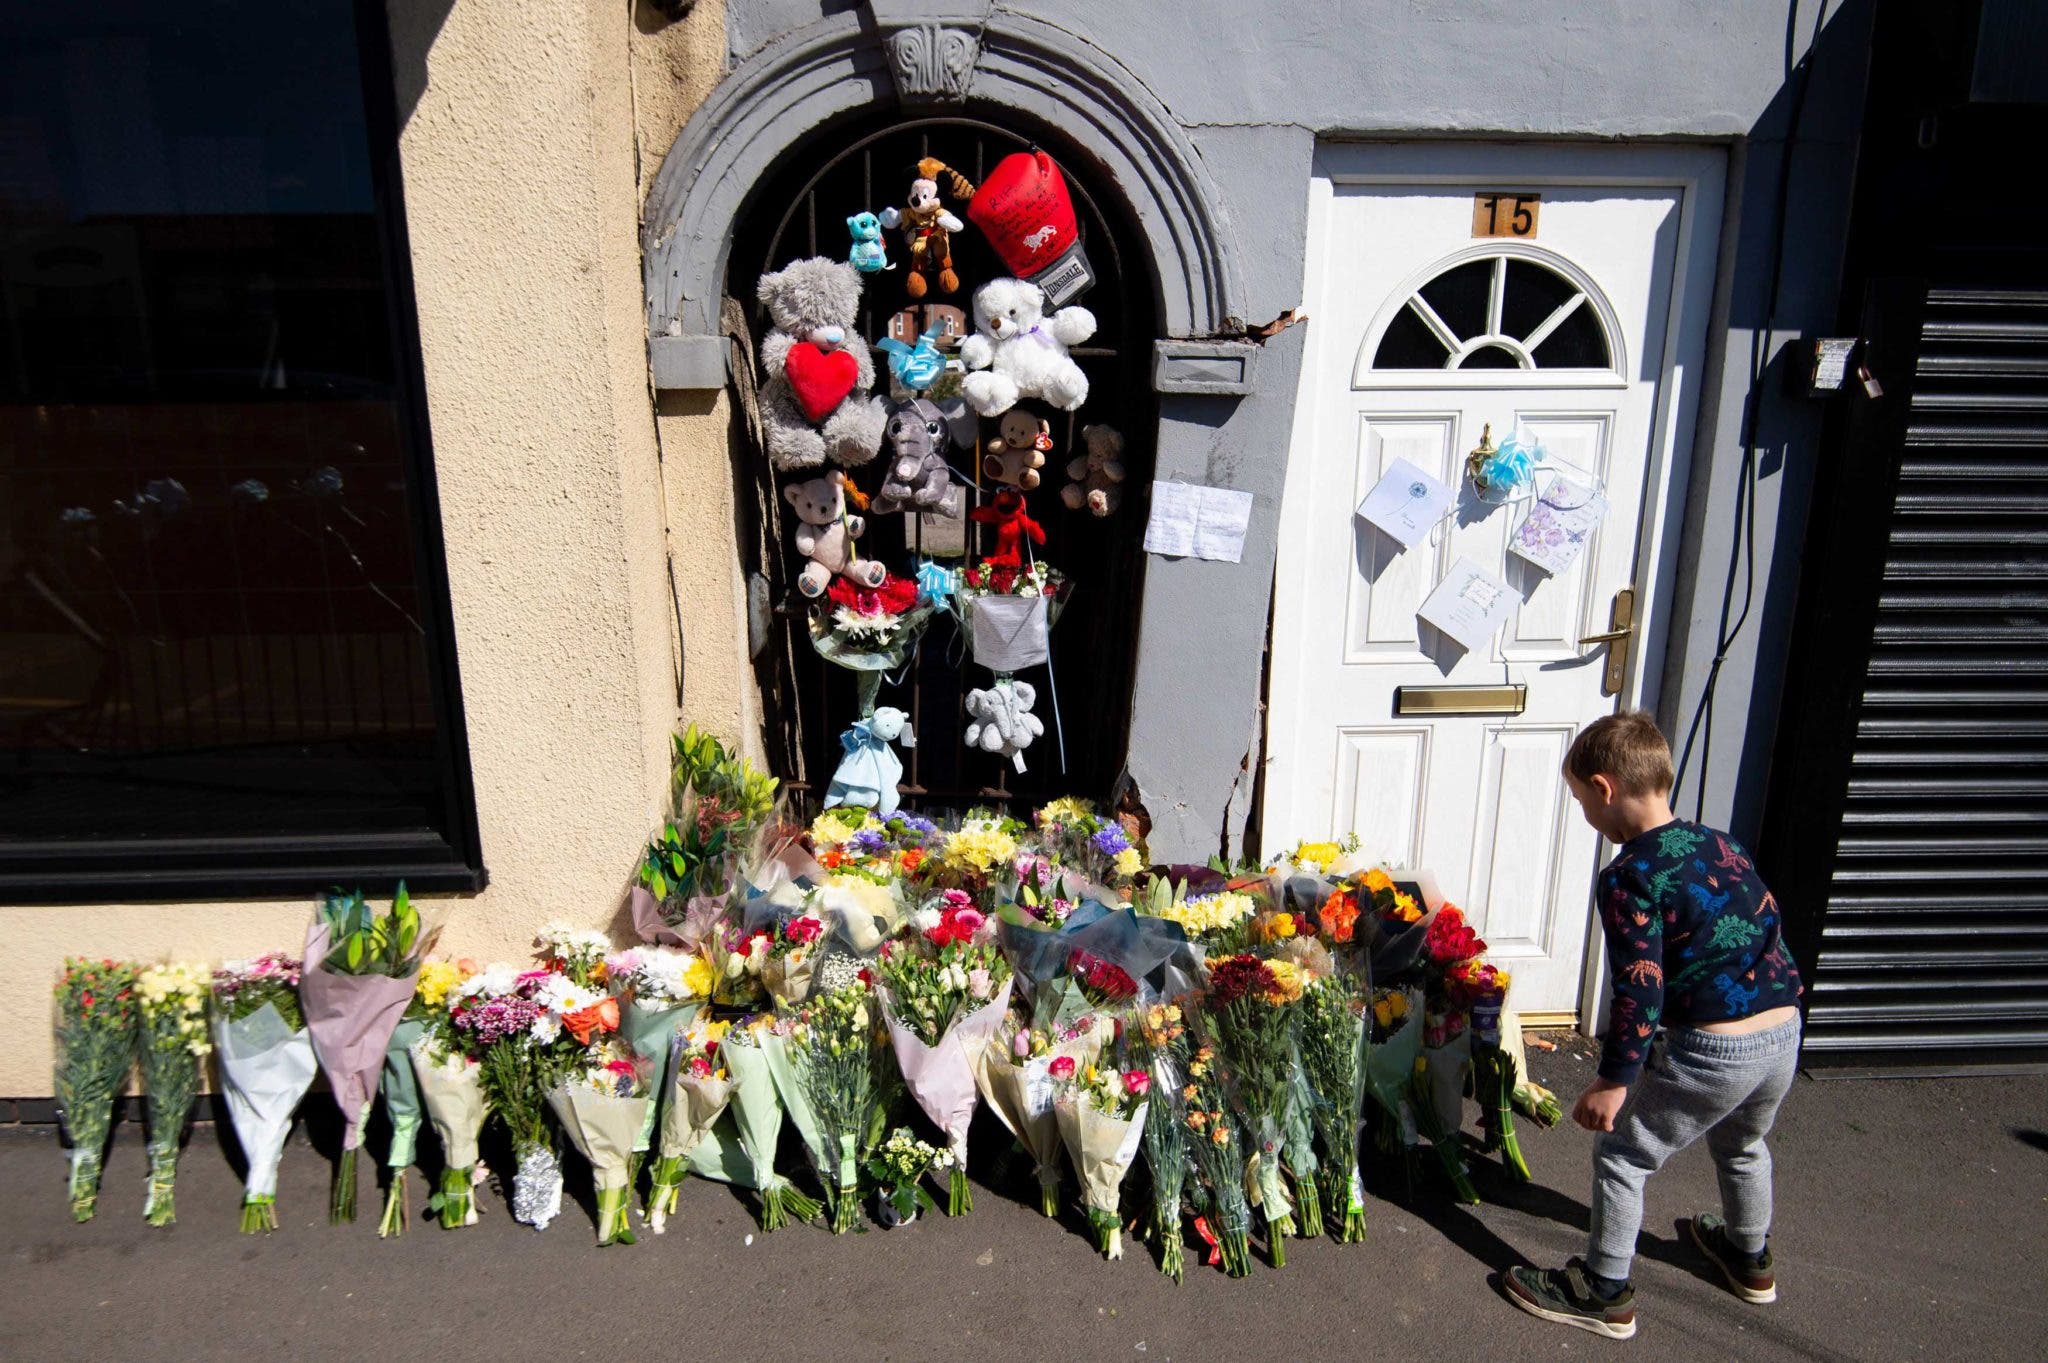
0,0,485,903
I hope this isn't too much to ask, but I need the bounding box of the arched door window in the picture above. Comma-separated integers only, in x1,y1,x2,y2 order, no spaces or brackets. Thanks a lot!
1354,243,1626,388
728,114,1157,811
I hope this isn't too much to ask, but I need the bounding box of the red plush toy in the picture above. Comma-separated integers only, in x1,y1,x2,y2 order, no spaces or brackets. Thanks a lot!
969,489,1047,566
968,150,1095,307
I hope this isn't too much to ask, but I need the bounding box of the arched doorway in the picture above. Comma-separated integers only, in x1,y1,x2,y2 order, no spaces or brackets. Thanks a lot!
726,110,1159,809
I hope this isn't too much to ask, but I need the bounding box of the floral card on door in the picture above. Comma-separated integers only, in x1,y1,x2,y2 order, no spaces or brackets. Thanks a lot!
1508,477,1608,576
1417,556,1520,653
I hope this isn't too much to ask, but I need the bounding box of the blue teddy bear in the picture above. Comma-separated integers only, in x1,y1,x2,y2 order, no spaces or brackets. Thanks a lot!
847,212,893,274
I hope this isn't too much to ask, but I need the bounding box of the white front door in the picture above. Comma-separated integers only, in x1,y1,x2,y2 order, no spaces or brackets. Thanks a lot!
1267,144,1724,1021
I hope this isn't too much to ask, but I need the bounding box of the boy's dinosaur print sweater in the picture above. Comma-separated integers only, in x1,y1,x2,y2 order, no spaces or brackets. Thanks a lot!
1595,820,1803,1084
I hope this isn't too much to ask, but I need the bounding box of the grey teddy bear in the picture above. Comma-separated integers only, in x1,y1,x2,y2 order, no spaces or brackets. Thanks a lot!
757,257,887,470
872,397,974,515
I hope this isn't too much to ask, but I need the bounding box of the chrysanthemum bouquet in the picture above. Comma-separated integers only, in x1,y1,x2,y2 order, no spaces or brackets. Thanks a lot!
1052,1055,1151,1260
1298,971,1370,1241
135,962,209,1227
453,965,597,1230
865,1126,952,1226
1135,871,1259,955
548,1039,653,1246
790,981,881,1233
878,892,1014,1214
53,958,137,1223
211,953,316,1232
1202,952,1308,1261
927,813,1021,897
1180,1042,1255,1277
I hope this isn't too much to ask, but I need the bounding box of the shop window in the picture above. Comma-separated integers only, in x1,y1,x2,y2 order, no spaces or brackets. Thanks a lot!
727,115,1156,811
0,0,482,899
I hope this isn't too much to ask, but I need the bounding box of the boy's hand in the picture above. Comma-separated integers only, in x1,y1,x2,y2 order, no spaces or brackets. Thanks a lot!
1573,1078,1629,1133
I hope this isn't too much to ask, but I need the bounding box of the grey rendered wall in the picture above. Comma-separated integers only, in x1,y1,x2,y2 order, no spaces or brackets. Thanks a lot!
701,0,1872,857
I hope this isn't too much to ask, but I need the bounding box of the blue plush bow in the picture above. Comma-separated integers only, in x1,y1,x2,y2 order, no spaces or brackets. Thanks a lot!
916,559,958,611
1476,430,1543,503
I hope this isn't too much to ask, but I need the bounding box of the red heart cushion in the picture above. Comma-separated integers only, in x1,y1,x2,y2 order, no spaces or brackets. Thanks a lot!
785,342,858,423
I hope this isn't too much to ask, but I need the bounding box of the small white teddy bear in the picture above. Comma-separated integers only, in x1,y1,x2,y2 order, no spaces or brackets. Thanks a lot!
958,277,1095,417
964,679,1043,772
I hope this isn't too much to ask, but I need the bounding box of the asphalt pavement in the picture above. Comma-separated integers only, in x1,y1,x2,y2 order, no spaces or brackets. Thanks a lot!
3,1037,2041,1363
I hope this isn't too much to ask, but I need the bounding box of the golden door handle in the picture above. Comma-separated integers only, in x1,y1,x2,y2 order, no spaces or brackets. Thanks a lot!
1578,626,1633,646
1584,587,1636,697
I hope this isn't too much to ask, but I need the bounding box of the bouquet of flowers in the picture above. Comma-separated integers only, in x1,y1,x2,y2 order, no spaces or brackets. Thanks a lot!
865,1126,952,1227
1297,972,1370,1241
1033,798,1145,886
1202,952,1308,1261
878,893,1014,1214
1411,904,1484,1204
974,1010,1111,1216
926,812,1022,899
1180,1042,1255,1277
409,1001,490,1230
376,957,466,1236
760,911,826,1009
1133,1002,1192,1280
810,575,939,713
548,1040,653,1245
1451,958,1533,1180
1052,1057,1151,1259
720,1017,821,1229
790,981,881,1233
606,945,712,1189
453,965,596,1230
633,726,778,937
135,962,209,1227
53,958,137,1222
647,1017,733,1233
1135,871,1259,956
211,953,318,1232
301,883,440,1222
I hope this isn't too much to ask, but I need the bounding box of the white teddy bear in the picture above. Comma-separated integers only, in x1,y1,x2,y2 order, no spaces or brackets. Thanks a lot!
964,678,1043,772
957,278,1095,417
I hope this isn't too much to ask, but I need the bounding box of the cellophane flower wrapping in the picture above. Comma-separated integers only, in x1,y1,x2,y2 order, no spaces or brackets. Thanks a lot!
722,1020,819,1229
1202,953,1306,1262
1055,1088,1149,1261
1297,974,1370,1242
408,1036,488,1228
134,962,209,1227
1180,1044,1255,1277
609,945,710,1163
211,1000,318,1232
647,1017,734,1232
53,958,138,1224
376,1016,427,1235
1364,987,1424,1154
548,1044,652,1246
790,983,881,1233
974,1010,1112,1217
882,977,1012,1216
1133,1003,1192,1280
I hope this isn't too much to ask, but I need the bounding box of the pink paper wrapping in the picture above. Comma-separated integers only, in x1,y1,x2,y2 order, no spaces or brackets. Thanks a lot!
883,978,1014,1166
628,886,687,946
300,923,421,1149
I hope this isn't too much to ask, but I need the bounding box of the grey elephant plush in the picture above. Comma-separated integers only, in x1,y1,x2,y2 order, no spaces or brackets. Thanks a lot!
757,257,887,470
964,679,1043,772
872,397,974,515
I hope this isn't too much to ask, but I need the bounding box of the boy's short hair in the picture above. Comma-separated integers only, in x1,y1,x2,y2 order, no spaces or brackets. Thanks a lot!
1565,710,1675,796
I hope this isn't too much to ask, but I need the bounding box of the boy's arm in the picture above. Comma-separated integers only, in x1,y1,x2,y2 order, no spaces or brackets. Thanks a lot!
1597,865,1664,1086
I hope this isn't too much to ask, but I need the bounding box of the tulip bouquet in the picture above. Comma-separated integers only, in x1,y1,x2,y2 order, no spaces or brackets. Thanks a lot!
721,1017,822,1230
1202,952,1309,1260
211,953,317,1232
135,962,210,1227
1052,1056,1151,1260
53,958,137,1223
647,1017,734,1233
878,892,1014,1215
548,1040,653,1246
1297,972,1370,1241
865,1126,952,1226
1133,1002,1192,1280
301,884,440,1223
790,981,882,1233
975,1010,1110,1216
1180,1042,1255,1277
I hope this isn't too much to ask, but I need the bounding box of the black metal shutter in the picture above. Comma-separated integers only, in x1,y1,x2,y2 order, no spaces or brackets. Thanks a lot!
1785,284,2048,1068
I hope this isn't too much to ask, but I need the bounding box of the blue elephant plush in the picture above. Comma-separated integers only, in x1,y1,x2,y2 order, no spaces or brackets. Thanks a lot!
847,212,892,274
824,707,915,816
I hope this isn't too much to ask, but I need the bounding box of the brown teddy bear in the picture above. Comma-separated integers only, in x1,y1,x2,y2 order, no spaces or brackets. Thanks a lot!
983,408,1052,489
784,470,887,597
1061,423,1126,516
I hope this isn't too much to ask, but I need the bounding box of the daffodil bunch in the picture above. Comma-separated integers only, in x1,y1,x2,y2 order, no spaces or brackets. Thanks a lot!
135,962,209,1227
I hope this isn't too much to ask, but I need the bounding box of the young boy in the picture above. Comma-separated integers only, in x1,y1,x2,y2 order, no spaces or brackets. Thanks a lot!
1503,710,1803,1340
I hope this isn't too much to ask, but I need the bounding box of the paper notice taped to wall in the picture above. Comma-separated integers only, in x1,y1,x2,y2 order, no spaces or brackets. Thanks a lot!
1143,480,1254,563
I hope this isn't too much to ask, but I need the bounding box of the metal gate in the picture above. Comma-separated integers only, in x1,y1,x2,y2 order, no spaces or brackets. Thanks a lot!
724,113,1157,814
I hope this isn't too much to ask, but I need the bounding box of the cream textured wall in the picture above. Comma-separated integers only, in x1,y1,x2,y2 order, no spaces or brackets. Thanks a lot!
0,0,740,1096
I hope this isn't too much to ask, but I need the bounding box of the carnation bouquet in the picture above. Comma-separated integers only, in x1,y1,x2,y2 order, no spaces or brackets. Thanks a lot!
1052,1057,1151,1260
301,884,440,1223
721,1017,822,1230
135,962,210,1227
647,1017,733,1233
1297,971,1370,1241
790,981,881,1233
548,1040,653,1246
1133,1002,1193,1280
211,953,318,1232
865,1126,952,1227
606,945,711,1190
877,892,1014,1215
53,958,137,1223
377,958,467,1236
1202,952,1308,1262
1180,1042,1255,1277
974,1010,1111,1217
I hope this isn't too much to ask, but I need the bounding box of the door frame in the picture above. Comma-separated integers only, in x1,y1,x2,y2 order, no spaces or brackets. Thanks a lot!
1268,141,1727,1028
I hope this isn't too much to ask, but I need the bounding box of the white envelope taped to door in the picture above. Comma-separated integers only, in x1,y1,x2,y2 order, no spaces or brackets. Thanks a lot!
970,593,1049,672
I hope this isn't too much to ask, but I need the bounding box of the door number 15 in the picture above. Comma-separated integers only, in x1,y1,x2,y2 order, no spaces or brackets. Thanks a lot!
1472,192,1540,239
